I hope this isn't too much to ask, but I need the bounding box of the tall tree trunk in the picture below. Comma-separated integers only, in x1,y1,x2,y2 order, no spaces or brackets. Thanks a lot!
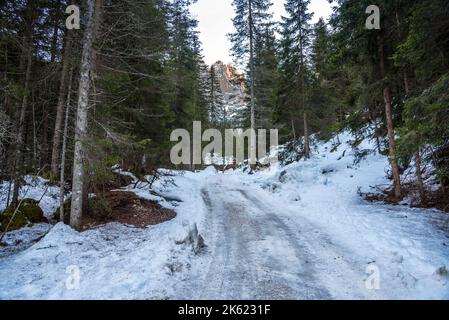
303,111,310,159
11,59,31,205
70,0,97,230
402,65,426,203
41,9,61,168
291,119,296,141
378,34,402,199
2,45,11,182
11,2,36,205
248,0,256,166
60,69,73,222
3,43,7,110
41,103,49,167
298,0,309,159
395,9,412,98
31,89,37,168
403,70,410,96
50,31,72,181
415,149,426,204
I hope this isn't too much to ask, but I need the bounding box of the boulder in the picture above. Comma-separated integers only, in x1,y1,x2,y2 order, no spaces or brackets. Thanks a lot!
0,211,28,232
0,199,45,232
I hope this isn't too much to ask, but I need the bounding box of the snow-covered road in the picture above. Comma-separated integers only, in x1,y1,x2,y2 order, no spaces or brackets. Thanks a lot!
1,132,448,300
181,132,449,300
196,180,331,299
180,175,387,300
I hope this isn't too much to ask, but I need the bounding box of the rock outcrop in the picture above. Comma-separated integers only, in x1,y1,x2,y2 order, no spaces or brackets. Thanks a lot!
211,61,247,125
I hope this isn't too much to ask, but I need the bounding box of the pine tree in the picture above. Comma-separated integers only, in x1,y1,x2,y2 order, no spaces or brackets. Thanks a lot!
395,0,449,198
167,0,207,127
310,19,337,140
11,0,39,205
50,25,73,182
253,24,279,131
278,0,313,158
331,0,403,198
229,0,273,163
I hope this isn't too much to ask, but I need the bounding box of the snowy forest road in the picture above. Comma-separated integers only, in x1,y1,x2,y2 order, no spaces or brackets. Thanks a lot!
188,175,381,300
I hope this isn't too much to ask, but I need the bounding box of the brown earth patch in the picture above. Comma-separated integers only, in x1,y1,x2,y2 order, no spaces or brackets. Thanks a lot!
82,191,176,229
362,184,449,213
362,187,402,205
108,192,176,227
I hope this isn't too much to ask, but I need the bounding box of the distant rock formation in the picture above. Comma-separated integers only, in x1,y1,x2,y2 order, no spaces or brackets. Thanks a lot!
212,61,245,97
211,61,247,125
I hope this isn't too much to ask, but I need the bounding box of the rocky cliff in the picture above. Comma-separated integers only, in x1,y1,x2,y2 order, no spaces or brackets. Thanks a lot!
211,61,247,125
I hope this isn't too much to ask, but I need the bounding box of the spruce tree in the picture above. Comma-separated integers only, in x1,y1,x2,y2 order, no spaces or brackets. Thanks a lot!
253,24,279,131
279,0,313,158
229,0,273,163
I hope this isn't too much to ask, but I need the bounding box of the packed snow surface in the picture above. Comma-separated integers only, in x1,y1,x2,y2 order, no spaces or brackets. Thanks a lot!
0,132,448,299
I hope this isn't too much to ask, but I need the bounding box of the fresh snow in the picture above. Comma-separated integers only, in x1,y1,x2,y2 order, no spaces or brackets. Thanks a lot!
0,132,448,300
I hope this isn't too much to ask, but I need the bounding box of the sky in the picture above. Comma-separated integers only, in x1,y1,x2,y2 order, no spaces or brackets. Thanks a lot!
191,0,334,66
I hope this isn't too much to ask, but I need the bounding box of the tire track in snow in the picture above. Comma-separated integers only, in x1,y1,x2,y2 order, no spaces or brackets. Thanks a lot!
194,178,333,299
239,188,385,300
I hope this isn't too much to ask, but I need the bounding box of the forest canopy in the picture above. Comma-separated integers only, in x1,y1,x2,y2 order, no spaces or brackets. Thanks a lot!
0,0,448,229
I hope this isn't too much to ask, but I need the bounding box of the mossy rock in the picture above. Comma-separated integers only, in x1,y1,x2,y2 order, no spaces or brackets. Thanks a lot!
0,210,28,232
0,199,45,232
20,199,45,223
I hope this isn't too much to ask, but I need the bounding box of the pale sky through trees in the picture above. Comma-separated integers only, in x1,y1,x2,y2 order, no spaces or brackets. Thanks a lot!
191,0,334,65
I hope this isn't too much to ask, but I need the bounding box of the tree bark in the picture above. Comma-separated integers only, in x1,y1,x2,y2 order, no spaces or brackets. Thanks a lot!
70,0,97,230
402,62,426,203
297,0,309,159
41,101,49,167
395,10,412,97
291,119,296,141
31,89,37,167
60,69,73,222
303,111,310,159
403,70,410,96
11,2,36,205
3,43,7,110
50,31,72,181
415,150,426,204
248,0,256,166
378,34,402,199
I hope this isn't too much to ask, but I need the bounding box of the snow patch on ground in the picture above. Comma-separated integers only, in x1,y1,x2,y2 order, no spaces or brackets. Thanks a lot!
0,223,52,258
0,169,213,299
244,132,449,299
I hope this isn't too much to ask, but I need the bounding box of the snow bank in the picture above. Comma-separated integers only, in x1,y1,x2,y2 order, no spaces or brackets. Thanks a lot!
243,131,449,299
0,168,215,299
